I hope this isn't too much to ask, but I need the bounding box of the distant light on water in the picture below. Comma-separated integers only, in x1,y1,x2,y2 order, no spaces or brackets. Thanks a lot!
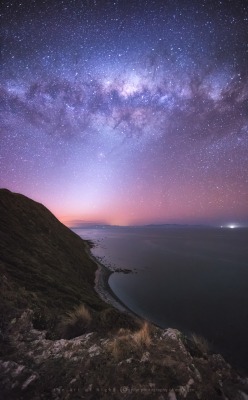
228,224,238,229
220,224,239,229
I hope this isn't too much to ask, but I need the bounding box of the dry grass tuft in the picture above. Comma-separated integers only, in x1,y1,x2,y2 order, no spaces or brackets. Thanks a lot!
191,333,210,355
60,304,92,339
107,334,137,360
107,338,122,360
107,321,152,360
117,327,131,336
132,321,151,348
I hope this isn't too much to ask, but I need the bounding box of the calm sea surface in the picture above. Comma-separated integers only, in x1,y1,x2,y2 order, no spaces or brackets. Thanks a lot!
73,226,248,372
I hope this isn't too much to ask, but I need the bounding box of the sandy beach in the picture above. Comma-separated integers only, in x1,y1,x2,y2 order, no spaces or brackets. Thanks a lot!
84,241,134,315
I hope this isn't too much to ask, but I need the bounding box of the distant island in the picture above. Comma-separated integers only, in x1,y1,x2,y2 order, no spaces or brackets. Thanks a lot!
69,221,246,230
0,189,247,399
70,222,210,229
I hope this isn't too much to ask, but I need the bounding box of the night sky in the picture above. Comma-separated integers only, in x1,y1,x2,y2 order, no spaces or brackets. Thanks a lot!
1,0,248,226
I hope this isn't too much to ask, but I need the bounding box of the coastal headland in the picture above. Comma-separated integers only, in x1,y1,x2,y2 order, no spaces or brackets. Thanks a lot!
0,189,248,399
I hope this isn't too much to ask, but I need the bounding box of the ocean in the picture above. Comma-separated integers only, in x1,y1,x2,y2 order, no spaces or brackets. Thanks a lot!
73,225,248,372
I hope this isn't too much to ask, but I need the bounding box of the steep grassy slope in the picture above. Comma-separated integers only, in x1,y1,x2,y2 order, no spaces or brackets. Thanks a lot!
0,189,108,333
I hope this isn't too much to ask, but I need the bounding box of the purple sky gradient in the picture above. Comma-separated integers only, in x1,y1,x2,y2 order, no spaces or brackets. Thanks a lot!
1,0,248,226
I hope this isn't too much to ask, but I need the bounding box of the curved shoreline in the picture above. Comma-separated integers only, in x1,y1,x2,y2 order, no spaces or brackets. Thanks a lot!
84,241,138,317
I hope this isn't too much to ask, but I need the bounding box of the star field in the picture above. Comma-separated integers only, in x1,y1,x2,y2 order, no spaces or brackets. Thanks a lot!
1,0,248,225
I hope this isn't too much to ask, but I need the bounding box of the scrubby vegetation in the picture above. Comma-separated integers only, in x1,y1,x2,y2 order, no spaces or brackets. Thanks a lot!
107,322,152,361
190,333,211,356
0,189,113,337
59,304,92,339
133,321,152,347
0,189,139,341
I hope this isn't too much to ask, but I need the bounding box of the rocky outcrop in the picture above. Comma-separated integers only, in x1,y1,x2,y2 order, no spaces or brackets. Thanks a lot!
1,310,248,399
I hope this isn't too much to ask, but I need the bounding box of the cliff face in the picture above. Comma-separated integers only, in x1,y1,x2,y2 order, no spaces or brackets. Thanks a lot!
0,189,248,400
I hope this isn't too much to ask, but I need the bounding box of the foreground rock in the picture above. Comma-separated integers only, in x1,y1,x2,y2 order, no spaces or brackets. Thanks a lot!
1,309,248,400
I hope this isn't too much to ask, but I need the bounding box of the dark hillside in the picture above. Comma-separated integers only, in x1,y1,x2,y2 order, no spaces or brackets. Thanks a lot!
0,189,106,333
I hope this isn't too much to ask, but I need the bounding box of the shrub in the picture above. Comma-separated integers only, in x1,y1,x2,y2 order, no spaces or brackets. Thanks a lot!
107,321,152,361
132,321,151,348
191,333,210,355
107,332,136,360
59,304,92,339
